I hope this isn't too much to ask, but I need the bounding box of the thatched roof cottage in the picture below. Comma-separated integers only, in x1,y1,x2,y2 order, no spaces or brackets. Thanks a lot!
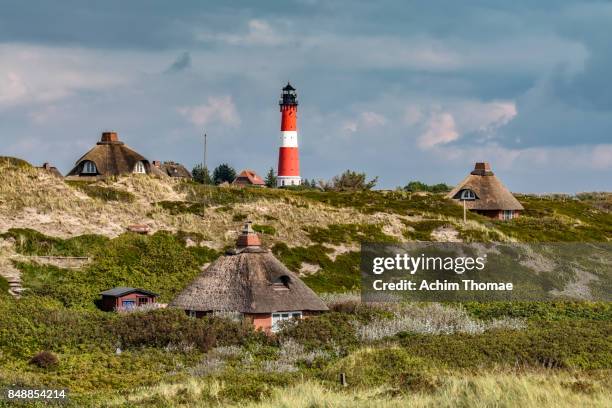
153,161,192,179
170,222,328,332
66,132,164,179
447,162,524,220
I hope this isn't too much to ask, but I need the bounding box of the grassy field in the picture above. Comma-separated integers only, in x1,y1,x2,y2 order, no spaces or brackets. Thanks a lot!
0,163,610,407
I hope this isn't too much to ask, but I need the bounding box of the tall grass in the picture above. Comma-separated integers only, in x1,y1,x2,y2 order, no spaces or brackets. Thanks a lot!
100,371,611,407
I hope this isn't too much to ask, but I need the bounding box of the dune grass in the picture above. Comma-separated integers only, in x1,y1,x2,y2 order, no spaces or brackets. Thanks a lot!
96,371,611,408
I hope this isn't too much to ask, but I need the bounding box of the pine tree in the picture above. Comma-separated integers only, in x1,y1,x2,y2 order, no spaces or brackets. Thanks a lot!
192,164,212,184
265,167,277,188
212,163,236,185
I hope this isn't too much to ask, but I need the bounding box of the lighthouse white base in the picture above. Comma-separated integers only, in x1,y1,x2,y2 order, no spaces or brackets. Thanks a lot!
277,176,302,187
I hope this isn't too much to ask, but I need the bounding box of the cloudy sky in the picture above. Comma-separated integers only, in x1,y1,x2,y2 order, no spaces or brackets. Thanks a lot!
1,0,611,192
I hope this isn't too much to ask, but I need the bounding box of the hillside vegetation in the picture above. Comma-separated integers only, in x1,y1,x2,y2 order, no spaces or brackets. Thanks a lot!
0,161,610,407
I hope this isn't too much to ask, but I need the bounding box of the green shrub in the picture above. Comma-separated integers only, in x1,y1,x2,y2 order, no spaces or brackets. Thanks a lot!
326,348,432,389
402,220,450,240
252,224,276,235
297,190,463,217
461,301,612,321
0,275,9,293
110,309,216,351
157,201,207,215
66,181,135,202
232,212,248,222
398,320,612,369
1,228,109,256
0,295,114,358
279,313,359,351
404,181,452,193
305,223,397,244
272,243,361,293
216,370,300,402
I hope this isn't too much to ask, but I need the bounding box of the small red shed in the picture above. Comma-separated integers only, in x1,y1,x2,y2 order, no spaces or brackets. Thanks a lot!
100,287,159,312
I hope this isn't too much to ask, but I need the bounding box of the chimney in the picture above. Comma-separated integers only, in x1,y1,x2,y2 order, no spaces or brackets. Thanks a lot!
42,162,51,169
236,221,261,248
471,162,493,176
101,131,119,143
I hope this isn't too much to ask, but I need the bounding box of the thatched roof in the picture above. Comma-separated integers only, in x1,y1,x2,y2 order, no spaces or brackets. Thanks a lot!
446,162,524,211
66,132,165,178
170,223,328,314
155,161,192,178
38,163,63,178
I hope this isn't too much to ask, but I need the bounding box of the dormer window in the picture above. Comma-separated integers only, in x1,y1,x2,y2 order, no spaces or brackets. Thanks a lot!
133,161,146,174
82,161,97,174
273,275,291,290
460,189,476,200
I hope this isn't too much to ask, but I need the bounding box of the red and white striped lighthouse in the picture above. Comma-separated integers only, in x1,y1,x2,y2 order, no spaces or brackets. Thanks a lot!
277,82,301,187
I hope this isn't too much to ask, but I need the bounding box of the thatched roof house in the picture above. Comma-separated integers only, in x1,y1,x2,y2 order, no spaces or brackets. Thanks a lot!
37,162,63,178
233,169,265,187
66,132,164,179
447,162,524,220
153,161,192,179
170,222,328,332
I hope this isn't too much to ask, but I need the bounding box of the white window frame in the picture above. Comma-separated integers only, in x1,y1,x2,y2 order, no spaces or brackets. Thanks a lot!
188,310,197,318
460,189,476,200
82,161,97,174
271,311,302,332
503,210,514,220
133,161,146,174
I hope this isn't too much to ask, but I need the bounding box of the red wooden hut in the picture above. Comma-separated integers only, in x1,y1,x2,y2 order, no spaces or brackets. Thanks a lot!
99,287,159,312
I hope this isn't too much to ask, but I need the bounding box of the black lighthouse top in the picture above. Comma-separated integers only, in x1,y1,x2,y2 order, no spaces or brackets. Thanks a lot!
279,82,298,106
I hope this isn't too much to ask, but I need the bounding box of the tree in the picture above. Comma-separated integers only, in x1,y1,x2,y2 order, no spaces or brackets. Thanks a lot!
192,164,212,185
212,163,236,185
324,170,378,191
404,181,451,193
265,167,277,188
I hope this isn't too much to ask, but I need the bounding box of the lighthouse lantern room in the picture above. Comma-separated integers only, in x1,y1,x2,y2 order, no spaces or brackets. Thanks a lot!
277,82,302,187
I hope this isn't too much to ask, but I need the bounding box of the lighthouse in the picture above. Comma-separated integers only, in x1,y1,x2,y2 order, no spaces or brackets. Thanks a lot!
277,82,301,187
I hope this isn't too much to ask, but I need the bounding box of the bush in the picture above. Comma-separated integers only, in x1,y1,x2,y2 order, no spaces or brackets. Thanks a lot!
402,220,450,240
461,301,612,321
398,320,612,369
66,181,135,202
326,347,431,389
253,224,276,235
110,309,217,352
1,228,109,256
319,170,378,191
110,309,259,352
404,181,452,193
278,313,359,351
232,212,247,222
305,223,397,244
29,351,59,369
0,275,9,293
